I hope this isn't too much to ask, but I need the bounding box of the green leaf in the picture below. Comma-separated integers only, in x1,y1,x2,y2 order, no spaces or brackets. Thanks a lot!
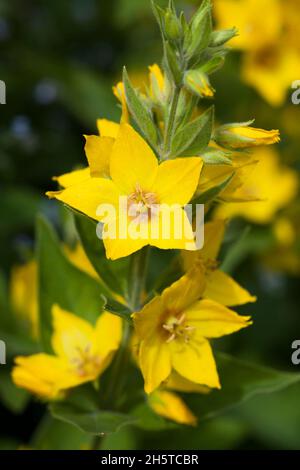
200,55,225,75
36,216,108,352
50,401,136,435
123,67,158,147
0,369,30,414
238,382,300,449
132,402,178,431
171,106,214,156
31,414,92,450
104,300,132,323
0,187,41,235
164,41,182,86
192,173,234,204
184,353,300,422
73,210,129,298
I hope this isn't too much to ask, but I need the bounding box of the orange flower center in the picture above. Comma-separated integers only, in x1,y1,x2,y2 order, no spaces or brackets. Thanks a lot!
71,344,102,377
162,313,195,344
127,183,158,222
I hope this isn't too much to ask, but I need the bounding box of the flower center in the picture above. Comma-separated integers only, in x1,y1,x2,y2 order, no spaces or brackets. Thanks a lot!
71,344,102,377
204,258,219,274
162,313,195,344
127,183,158,222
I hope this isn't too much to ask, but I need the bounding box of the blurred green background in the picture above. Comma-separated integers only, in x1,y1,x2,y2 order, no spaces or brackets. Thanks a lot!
1,0,300,450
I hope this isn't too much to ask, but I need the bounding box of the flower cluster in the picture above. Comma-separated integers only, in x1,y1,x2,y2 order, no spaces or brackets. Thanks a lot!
11,0,281,428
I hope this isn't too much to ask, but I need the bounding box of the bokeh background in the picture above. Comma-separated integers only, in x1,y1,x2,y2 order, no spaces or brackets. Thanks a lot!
1,0,300,450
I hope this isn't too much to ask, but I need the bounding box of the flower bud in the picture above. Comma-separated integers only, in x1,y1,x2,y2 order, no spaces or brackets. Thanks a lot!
214,122,280,149
184,69,214,98
210,28,238,47
164,8,182,41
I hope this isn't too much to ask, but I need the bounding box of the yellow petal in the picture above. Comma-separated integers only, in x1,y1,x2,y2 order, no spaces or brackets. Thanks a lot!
112,82,129,123
162,265,206,313
170,338,220,388
133,296,165,340
229,126,280,146
149,390,197,426
103,225,148,260
53,168,90,189
97,119,120,138
215,148,299,223
12,354,72,399
64,242,98,280
165,371,211,394
110,123,158,194
205,270,256,306
139,335,171,394
84,135,114,177
149,64,165,93
10,260,39,338
153,158,203,206
94,312,122,358
214,0,282,51
202,219,226,261
51,305,95,362
47,177,121,222
150,206,197,251
186,299,252,338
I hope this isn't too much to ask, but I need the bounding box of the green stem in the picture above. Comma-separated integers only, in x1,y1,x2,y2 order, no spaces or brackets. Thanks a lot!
163,85,181,157
128,247,149,310
91,435,102,450
103,247,149,414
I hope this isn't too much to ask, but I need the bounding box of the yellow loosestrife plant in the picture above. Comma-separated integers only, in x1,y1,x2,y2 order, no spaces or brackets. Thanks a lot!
12,0,283,441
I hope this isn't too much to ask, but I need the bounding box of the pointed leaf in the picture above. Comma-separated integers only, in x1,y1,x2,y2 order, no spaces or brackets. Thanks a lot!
50,401,136,435
171,106,214,156
184,353,300,421
36,216,109,352
123,68,158,146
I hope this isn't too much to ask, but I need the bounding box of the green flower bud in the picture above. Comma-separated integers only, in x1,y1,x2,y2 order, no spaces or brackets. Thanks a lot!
164,8,182,41
184,69,214,98
213,122,280,150
210,28,238,47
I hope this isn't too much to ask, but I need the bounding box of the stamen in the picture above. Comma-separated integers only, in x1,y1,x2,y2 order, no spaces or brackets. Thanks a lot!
162,313,196,344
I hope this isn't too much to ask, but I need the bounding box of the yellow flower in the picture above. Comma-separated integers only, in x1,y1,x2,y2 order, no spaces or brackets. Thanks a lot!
10,243,101,337
47,123,203,260
214,0,300,106
148,390,197,426
214,0,282,51
214,122,280,150
133,266,251,394
242,46,300,107
12,305,122,399
182,220,256,306
10,260,39,338
215,148,299,223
